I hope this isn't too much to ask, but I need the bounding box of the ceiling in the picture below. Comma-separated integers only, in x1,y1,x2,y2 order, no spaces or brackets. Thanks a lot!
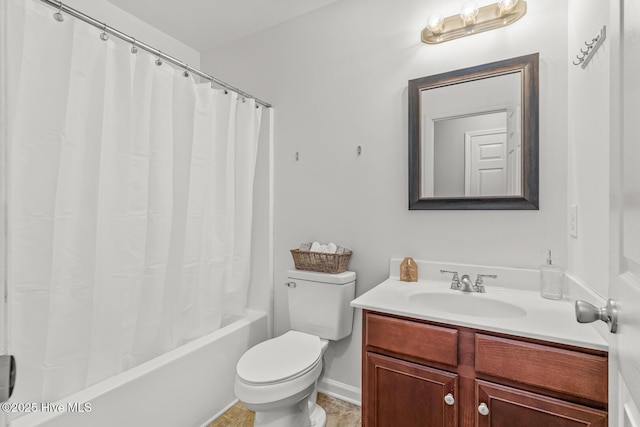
105,0,340,52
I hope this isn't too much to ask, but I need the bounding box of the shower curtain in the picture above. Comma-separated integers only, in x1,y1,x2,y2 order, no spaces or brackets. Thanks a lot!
6,0,263,404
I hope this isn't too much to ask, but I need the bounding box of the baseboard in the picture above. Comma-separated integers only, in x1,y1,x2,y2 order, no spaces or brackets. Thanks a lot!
318,378,361,407
200,398,239,427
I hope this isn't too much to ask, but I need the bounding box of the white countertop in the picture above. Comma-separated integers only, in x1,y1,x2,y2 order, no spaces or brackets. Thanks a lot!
351,277,608,351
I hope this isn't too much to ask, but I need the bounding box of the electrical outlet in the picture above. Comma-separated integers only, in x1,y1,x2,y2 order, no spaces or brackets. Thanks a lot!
569,204,578,238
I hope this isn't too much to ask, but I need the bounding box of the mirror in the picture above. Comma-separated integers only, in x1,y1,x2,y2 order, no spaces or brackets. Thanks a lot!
409,53,539,209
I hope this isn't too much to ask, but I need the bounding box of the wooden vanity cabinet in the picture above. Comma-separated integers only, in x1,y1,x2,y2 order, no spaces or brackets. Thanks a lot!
476,381,607,427
362,310,608,427
365,352,458,426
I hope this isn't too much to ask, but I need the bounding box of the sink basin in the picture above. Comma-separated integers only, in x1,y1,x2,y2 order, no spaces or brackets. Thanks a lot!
408,291,527,319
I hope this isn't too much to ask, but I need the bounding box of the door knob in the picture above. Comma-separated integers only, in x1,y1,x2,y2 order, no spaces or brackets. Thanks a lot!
575,299,618,333
444,393,455,406
478,402,489,416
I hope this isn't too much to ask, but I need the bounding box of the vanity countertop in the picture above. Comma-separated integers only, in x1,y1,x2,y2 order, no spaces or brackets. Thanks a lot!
351,278,608,352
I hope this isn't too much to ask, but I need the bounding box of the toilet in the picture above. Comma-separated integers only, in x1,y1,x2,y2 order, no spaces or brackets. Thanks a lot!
234,269,356,427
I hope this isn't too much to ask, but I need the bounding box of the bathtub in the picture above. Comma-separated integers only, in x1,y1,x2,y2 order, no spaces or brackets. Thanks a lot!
10,310,269,427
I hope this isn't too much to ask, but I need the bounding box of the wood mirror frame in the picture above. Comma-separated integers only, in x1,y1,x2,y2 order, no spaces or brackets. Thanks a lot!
408,53,539,210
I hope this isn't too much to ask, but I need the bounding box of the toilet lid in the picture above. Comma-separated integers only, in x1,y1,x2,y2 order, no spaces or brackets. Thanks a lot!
236,331,322,384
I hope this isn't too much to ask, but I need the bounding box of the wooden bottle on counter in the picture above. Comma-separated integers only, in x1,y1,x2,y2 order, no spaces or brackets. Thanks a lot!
400,257,418,282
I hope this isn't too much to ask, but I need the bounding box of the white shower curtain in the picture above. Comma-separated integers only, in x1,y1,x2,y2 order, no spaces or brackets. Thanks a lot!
6,0,262,404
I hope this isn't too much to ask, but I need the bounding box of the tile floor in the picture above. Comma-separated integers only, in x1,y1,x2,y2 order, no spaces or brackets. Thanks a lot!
208,393,362,427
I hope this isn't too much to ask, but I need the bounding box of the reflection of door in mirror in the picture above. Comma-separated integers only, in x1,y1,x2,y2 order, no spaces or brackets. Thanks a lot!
432,111,520,197
421,72,521,198
465,126,507,196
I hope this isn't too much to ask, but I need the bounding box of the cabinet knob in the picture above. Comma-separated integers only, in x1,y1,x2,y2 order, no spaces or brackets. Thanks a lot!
444,393,455,406
478,402,489,416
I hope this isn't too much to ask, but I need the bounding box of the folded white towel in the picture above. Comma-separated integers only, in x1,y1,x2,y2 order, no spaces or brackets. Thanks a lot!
309,241,338,254
299,242,312,251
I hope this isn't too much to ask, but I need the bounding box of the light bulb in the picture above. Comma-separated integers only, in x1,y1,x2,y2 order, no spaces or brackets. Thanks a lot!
498,0,519,14
460,1,479,25
426,13,444,34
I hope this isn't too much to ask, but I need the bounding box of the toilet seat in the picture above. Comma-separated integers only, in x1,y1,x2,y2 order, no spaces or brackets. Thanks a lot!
236,331,322,385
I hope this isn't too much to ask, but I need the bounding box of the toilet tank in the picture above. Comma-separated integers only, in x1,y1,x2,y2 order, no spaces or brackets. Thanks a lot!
286,270,356,341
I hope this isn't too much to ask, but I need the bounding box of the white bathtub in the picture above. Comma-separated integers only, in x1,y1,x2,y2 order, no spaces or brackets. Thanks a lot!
11,310,268,427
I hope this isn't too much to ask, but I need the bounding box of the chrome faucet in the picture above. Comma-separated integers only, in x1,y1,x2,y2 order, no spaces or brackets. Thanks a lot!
440,270,460,290
474,274,497,293
460,274,474,292
440,270,497,293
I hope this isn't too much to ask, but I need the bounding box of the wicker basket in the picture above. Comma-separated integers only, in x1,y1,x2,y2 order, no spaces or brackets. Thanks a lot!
290,249,352,274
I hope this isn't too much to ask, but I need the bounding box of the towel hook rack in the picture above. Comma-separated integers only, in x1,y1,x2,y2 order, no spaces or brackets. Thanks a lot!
573,25,606,69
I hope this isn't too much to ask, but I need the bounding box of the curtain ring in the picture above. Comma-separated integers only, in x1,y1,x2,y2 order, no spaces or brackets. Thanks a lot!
100,24,109,41
131,39,138,54
53,1,64,22
183,65,190,78
155,51,163,66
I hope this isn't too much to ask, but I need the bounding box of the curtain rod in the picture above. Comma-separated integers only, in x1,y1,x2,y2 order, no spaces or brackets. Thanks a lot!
38,0,273,108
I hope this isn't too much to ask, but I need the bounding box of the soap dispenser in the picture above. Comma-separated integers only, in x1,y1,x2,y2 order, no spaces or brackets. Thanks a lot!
540,250,564,300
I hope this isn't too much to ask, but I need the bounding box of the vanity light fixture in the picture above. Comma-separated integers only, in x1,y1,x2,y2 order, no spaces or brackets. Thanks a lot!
459,1,480,25
422,0,526,44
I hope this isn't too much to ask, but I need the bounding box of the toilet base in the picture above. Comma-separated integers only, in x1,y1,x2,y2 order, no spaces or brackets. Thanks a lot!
253,397,310,427
309,404,326,427
248,388,326,427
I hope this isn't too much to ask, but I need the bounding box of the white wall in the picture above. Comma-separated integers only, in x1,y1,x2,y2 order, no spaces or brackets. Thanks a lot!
202,0,569,394
566,0,610,297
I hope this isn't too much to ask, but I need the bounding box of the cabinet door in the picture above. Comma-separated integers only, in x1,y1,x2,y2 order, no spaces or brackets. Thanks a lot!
365,352,458,427
476,380,607,427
